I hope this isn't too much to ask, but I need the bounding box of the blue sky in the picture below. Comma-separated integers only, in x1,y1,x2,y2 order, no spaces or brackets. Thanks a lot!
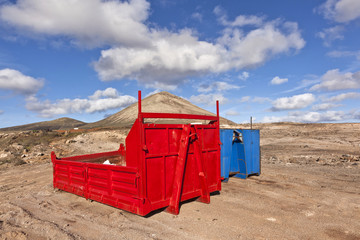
0,0,360,128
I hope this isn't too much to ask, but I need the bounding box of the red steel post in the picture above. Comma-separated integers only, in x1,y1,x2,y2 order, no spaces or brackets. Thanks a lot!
138,90,142,123
166,125,191,215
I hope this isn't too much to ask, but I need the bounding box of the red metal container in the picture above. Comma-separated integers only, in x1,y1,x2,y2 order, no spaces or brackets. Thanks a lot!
51,91,221,216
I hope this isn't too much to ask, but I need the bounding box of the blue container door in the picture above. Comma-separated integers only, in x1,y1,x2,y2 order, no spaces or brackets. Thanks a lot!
232,136,246,178
233,129,246,179
233,129,260,179
220,130,233,181
250,130,260,175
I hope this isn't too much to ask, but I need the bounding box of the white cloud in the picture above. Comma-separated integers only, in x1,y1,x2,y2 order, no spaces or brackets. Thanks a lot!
145,89,161,97
240,96,250,102
316,25,344,46
144,81,177,91
89,87,119,100
94,19,305,88
328,92,360,101
316,0,360,23
252,97,271,103
282,78,320,94
0,110,3,115
310,69,360,91
271,76,288,85
189,93,227,106
191,12,202,22
239,96,271,103
100,18,304,88
197,81,242,93
270,93,315,111
216,21,305,70
229,15,264,27
225,109,240,116
262,110,349,123
0,1,305,89
0,68,44,95
0,0,151,48
311,103,341,111
327,50,360,60
355,111,360,119
214,6,264,27
26,88,136,118
238,71,249,81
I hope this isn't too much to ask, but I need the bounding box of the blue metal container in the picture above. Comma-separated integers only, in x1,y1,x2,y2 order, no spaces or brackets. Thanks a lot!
220,129,260,181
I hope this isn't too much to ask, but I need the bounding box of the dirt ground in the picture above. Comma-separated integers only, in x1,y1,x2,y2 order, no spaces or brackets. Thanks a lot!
0,123,360,239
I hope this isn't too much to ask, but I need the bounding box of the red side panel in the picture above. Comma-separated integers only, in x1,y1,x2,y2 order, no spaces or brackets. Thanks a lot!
52,153,142,215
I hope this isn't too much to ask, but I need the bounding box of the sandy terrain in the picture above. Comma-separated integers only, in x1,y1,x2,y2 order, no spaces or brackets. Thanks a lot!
0,123,360,239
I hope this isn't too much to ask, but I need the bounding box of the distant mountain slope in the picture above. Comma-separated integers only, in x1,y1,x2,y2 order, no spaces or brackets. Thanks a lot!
0,117,85,131
83,91,236,129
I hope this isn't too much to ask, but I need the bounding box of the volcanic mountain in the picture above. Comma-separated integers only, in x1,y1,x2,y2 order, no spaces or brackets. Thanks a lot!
0,117,85,131
1,92,236,131
83,91,236,129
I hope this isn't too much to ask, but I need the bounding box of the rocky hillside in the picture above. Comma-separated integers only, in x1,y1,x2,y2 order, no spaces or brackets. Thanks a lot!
83,91,236,128
0,117,85,131
1,92,236,131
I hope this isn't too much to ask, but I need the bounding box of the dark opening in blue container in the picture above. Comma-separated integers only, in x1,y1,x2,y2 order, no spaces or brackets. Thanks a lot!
220,129,260,181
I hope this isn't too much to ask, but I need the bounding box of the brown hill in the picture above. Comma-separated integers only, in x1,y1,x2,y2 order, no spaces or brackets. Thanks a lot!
83,91,236,129
0,117,85,131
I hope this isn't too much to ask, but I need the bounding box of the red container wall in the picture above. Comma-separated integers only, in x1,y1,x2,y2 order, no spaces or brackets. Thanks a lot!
143,124,220,208
52,155,142,215
52,91,221,216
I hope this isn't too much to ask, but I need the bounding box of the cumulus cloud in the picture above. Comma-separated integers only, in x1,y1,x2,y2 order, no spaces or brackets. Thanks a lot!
191,12,202,22
316,0,360,23
270,93,315,111
94,19,305,88
354,111,360,120
327,50,360,60
238,71,249,81
225,109,240,116
311,103,341,111
240,96,251,102
262,110,349,123
252,97,272,103
214,6,264,27
328,92,360,101
0,0,305,89
89,87,119,100
26,87,136,118
310,69,360,91
271,76,288,85
145,89,161,97
0,68,44,95
215,20,305,70
0,0,151,48
189,93,227,106
316,25,344,46
197,81,242,93
239,96,271,103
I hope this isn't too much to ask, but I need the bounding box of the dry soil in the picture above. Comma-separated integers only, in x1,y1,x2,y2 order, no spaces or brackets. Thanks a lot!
0,123,359,240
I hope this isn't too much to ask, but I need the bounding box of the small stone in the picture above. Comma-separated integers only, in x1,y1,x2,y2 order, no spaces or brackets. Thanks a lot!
266,217,276,222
